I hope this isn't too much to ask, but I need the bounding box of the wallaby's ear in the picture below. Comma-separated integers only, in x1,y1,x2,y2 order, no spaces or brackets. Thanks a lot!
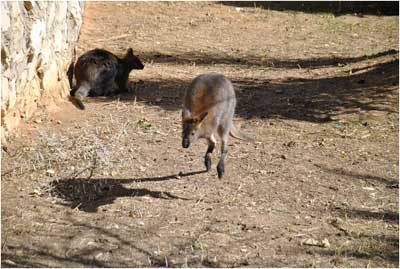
182,117,194,124
126,48,133,56
182,109,191,120
197,111,208,123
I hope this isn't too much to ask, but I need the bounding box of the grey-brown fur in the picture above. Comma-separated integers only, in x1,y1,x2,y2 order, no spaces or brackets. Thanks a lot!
68,48,144,109
182,72,254,178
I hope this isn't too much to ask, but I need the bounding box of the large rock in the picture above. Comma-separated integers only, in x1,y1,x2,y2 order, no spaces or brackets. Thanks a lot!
1,1,84,139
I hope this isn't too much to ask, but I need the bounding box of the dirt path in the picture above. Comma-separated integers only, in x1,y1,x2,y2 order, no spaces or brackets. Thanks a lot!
2,2,399,267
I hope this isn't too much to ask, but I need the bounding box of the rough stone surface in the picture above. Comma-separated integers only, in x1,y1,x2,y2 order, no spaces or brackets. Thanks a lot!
1,1,84,139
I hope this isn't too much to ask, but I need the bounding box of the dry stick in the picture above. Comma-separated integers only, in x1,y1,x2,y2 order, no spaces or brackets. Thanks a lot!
114,121,131,141
330,220,351,236
88,157,97,179
1,170,14,177
72,202,82,210
1,146,24,158
69,159,98,180
69,166,91,179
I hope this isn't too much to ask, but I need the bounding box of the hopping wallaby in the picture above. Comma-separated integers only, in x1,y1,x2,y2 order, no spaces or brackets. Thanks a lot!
182,72,254,178
68,48,144,109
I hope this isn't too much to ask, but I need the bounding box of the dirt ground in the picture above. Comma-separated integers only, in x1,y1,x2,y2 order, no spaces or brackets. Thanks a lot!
1,2,399,267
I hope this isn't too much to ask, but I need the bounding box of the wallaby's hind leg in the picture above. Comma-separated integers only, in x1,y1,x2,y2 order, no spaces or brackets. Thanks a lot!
204,134,216,172
217,133,229,179
74,83,91,110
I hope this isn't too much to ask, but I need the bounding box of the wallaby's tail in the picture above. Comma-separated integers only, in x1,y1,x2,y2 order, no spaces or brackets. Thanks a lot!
229,124,255,141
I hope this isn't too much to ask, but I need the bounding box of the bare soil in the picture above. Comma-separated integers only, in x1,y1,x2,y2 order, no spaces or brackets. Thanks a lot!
1,2,399,267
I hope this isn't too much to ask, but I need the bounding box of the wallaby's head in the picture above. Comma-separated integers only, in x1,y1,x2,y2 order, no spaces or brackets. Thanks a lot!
181,111,208,148
123,48,144,70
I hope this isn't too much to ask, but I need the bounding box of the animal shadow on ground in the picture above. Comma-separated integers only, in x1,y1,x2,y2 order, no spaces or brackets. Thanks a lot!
91,50,398,124
48,171,205,213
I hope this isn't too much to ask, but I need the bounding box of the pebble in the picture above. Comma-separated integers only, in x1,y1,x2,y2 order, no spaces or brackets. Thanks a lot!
3,260,16,266
46,169,55,177
321,238,330,248
302,238,330,248
302,238,319,246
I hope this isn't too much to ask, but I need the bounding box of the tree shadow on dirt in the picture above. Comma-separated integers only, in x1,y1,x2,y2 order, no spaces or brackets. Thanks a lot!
48,171,204,213
316,246,398,265
220,1,399,16
232,59,398,122
79,49,398,124
140,49,398,69
1,217,160,267
335,208,399,224
1,247,108,268
318,165,399,187
1,216,224,268
286,201,399,266
313,208,399,265
90,53,399,124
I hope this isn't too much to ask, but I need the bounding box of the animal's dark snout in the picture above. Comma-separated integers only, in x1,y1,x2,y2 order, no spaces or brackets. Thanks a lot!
133,59,144,70
136,62,144,70
182,139,190,148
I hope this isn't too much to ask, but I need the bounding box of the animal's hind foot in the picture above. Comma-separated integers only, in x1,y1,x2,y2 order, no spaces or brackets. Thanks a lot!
217,162,224,179
76,99,85,110
204,155,212,172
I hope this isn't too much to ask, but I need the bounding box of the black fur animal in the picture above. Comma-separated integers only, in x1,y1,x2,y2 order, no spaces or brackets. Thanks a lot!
68,48,144,109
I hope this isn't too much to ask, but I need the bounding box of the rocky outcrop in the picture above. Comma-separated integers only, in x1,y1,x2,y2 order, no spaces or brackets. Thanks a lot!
1,1,84,139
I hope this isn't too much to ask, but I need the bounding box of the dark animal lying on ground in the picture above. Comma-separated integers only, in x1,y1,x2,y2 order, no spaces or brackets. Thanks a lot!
182,72,254,178
67,48,144,109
